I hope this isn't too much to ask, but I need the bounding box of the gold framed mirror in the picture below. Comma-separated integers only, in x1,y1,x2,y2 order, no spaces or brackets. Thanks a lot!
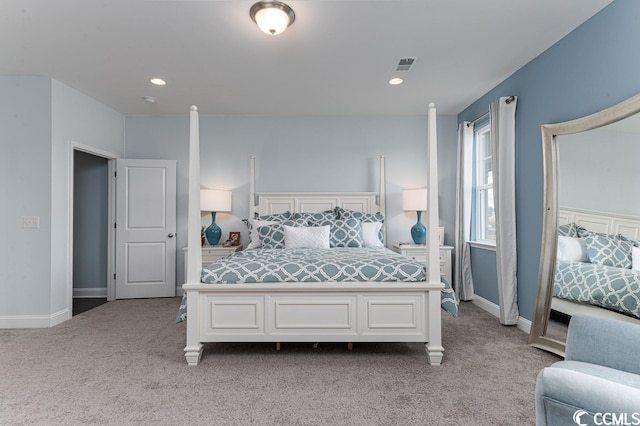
528,92,640,356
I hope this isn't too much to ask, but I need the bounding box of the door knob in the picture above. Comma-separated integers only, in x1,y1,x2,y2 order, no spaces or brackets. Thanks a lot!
168,233,174,238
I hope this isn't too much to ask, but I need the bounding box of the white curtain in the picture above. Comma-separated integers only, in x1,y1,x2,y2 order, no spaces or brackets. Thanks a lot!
490,96,519,325
454,122,475,301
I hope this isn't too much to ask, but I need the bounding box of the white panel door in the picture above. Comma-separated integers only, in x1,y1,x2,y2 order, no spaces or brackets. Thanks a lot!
115,159,176,298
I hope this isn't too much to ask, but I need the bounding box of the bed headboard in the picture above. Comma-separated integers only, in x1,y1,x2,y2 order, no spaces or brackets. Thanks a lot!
559,206,640,239
255,192,379,216
248,155,387,243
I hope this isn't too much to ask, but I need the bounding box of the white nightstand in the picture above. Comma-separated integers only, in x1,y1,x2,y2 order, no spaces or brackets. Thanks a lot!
392,244,453,284
183,245,242,282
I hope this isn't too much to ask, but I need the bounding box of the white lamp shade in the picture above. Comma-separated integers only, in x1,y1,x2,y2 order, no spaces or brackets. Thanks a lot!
200,189,232,213
254,6,291,35
402,189,427,212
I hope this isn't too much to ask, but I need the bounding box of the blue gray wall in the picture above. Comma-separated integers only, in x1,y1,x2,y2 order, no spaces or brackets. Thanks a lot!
0,76,124,322
458,0,640,320
50,80,125,315
124,114,458,285
559,128,640,216
4,0,637,324
0,76,53,316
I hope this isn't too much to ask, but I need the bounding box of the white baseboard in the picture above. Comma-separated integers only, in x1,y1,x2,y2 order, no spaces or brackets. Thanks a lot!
73,287,108,298
49,309,70,327
0,309,70,329
471,295,531,334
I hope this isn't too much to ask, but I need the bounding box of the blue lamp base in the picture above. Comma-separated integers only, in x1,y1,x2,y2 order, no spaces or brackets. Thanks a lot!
205,212,222,245
411,211,426,245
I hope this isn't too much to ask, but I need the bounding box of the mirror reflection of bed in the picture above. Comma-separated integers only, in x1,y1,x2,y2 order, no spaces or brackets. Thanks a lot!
530,97,640,355
549,207,640,342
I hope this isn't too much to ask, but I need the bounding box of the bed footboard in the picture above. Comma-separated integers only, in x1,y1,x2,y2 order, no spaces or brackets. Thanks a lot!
183,282,443,366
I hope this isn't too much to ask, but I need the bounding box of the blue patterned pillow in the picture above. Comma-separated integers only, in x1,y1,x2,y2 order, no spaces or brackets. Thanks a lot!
256,212,291,221
336,207,384,244
576,225,592,238
559,222,589,238
583,232,633,268
257,219,307,249
335,207,384,223
619,235,640,248
558,222,578,237
309,218,364,248
292,211,336,222
246,212,292,249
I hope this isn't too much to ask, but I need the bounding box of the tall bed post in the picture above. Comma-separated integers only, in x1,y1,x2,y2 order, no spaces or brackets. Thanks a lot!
379,155,387,244
425,102,444,365
184,105,203,366
249,156,256,218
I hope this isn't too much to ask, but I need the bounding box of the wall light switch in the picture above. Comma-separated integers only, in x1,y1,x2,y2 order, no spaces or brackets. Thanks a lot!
22,216,40,229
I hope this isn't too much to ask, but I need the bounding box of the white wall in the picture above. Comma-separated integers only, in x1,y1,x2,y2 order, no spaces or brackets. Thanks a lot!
2,75,455,323
50,79,125,316
125,113,458,285
0,76,125,325
0,76,53,317
559,127,640,216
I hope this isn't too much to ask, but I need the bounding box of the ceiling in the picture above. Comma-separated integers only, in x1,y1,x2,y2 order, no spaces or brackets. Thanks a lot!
0,0,612,116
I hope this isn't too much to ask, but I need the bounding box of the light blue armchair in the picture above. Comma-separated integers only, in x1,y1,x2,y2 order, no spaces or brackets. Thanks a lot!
535,314,640,426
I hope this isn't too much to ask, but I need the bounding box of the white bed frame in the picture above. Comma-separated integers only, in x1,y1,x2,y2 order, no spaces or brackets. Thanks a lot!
553,206,640,324
182,104,444,366
558,206,640,240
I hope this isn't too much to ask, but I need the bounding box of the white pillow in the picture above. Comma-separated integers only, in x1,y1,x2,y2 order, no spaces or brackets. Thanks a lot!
556,236,588,262
284,225,330,249
247,219,277,249
632,246,640,271
361,222,384,248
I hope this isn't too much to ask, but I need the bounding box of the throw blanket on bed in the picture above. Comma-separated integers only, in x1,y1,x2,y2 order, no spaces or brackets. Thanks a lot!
554,260,640,319
176,248,458,322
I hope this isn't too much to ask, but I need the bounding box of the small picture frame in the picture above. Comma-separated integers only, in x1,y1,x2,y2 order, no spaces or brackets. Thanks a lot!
438,227,445,246
228,231,241,246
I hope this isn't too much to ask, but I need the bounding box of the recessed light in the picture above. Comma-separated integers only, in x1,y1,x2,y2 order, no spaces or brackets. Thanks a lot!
149,78,166,86
143,96,156,104
389,78,404,85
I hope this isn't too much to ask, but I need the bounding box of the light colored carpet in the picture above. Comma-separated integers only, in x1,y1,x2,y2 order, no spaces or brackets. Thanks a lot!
0,298,559,425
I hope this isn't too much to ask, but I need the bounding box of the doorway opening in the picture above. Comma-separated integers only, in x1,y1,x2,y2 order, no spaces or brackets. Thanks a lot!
71,146,116,316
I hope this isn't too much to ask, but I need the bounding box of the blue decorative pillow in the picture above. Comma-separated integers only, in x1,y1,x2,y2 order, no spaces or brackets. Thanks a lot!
576,225,592,238
309,218,364,248
256,212,291,222
257,219,307,249
336,207,384,244
292,211,336,222
558,222,578,237
619,235,640,248
246,212,292,249
558,222,589,238
583,232,633,268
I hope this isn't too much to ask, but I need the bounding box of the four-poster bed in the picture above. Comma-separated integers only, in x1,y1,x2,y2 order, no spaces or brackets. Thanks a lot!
181,104,448,366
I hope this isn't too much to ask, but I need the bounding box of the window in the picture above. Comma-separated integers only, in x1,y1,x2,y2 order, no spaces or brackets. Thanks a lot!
474,122,495,243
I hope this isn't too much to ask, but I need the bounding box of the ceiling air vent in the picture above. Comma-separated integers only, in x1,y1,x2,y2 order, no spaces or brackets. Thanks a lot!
395,57,417,72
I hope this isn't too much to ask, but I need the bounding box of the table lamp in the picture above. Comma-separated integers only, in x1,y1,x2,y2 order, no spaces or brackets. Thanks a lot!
200,189,232,245
402,188,427,245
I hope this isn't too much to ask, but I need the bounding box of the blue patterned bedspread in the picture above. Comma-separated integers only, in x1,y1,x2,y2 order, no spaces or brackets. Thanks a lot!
176,248,458,322
554,260,640,319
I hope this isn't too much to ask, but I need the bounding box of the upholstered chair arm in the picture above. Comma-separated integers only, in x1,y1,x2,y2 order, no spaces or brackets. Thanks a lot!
565,314,640,376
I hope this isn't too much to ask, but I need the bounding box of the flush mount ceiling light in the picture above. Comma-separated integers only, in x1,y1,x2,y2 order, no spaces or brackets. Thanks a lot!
250,1,295,35
149,78,166,86
389,78,404,85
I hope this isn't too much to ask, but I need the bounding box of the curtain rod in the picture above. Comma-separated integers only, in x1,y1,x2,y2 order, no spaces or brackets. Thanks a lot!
466,96,515,127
